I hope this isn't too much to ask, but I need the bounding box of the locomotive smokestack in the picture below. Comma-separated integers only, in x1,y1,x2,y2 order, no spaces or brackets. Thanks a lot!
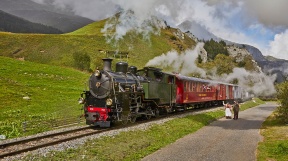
102,58,113,71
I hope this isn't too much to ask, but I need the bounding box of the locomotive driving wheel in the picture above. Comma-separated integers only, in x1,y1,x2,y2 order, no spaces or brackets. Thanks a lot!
145,106,153,120
121,112,137,125
129,113,137,123
154,108,160,118
121,114,129,125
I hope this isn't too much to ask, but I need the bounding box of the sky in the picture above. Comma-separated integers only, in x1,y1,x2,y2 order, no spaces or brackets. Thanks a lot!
32,0,288,60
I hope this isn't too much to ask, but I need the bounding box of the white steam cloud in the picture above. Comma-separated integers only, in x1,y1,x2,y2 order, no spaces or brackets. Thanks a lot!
146,43,207,77
219,68,276,96
146,43,277,96
101,11,165,45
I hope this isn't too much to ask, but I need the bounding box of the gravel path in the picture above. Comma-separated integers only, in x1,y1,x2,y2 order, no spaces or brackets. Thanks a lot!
141,102,277,161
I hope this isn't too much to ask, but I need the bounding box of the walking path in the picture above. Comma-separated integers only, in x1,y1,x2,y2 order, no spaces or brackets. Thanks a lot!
141,102,277,161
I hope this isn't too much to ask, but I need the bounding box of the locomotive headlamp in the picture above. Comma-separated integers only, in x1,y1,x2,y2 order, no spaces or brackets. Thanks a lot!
94,70,101,77
106,98,113,106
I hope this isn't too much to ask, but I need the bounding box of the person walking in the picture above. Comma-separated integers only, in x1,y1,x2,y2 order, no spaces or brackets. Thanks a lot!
223,101,232,119
233,101,240,120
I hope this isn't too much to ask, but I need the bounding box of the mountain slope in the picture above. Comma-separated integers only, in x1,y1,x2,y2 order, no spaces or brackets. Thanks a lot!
0,0,94,33
178,20,220,41
0,10,62,34
0,19,196,70
178,20,288,83
10,9,94,33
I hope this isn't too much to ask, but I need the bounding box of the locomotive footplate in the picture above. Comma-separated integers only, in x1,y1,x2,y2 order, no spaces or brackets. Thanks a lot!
86,112,111,127
93,121,111,127
86,120,111,127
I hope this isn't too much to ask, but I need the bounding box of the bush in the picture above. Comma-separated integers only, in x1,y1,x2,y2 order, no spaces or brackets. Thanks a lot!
170,35,177,41
276,82,288,123
73,52,91,71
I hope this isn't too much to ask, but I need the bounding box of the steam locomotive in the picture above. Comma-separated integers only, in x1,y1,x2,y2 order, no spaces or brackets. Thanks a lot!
79,58,249,127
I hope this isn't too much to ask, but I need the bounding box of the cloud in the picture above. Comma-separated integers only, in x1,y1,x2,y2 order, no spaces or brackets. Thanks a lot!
204,0,288,28
245,0,288,28
31,0,46,4
267,30,288,60
32,0,118,21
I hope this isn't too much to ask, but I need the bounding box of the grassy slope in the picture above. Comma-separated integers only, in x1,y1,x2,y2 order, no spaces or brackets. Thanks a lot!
0,19,196,70
257,111,288,161
0,56,88,137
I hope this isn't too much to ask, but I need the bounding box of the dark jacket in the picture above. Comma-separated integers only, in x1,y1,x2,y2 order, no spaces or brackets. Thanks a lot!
233,103,240,112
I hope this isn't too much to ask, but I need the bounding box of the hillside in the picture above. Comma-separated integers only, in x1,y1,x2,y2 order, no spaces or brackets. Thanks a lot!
10,9,94,33
0,56,88,137
0,10,62,34
0,0,94,33
0,20,196,71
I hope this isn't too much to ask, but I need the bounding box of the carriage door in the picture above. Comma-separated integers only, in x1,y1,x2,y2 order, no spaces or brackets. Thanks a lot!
226,85,229,99
168,75,176,106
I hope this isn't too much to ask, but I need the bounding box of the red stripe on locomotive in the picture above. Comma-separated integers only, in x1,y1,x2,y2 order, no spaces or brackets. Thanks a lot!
87,106,110,121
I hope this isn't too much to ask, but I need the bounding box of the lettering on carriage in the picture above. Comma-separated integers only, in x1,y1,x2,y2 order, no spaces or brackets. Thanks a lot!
198,94,207,97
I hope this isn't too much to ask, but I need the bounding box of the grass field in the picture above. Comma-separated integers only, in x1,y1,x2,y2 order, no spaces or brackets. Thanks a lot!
0,20,195,71
257,109,288,161
0,56,89,138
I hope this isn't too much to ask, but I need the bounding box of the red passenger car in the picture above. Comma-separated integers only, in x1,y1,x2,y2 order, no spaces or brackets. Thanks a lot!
175,74,235,108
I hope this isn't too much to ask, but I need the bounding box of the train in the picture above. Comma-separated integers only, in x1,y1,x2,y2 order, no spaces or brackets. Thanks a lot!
78,58,250,127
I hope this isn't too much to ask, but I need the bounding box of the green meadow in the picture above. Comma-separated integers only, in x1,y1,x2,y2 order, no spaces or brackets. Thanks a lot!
0,56,89,137
257,108,288,161
0,19,195,71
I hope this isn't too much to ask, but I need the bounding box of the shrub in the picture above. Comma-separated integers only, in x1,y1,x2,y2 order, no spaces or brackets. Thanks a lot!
276,82,288,123
73,52,91,71
170,35,177,41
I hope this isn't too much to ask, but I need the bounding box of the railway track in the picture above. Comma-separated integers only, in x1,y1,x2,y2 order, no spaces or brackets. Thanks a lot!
0,126,107,159
0,105,223,160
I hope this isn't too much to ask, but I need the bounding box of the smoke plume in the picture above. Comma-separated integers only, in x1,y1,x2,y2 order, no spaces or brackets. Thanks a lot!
146,43,277,96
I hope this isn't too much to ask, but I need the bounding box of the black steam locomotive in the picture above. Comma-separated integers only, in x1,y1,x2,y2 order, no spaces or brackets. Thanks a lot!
79,58,176,127
79,58,249,127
